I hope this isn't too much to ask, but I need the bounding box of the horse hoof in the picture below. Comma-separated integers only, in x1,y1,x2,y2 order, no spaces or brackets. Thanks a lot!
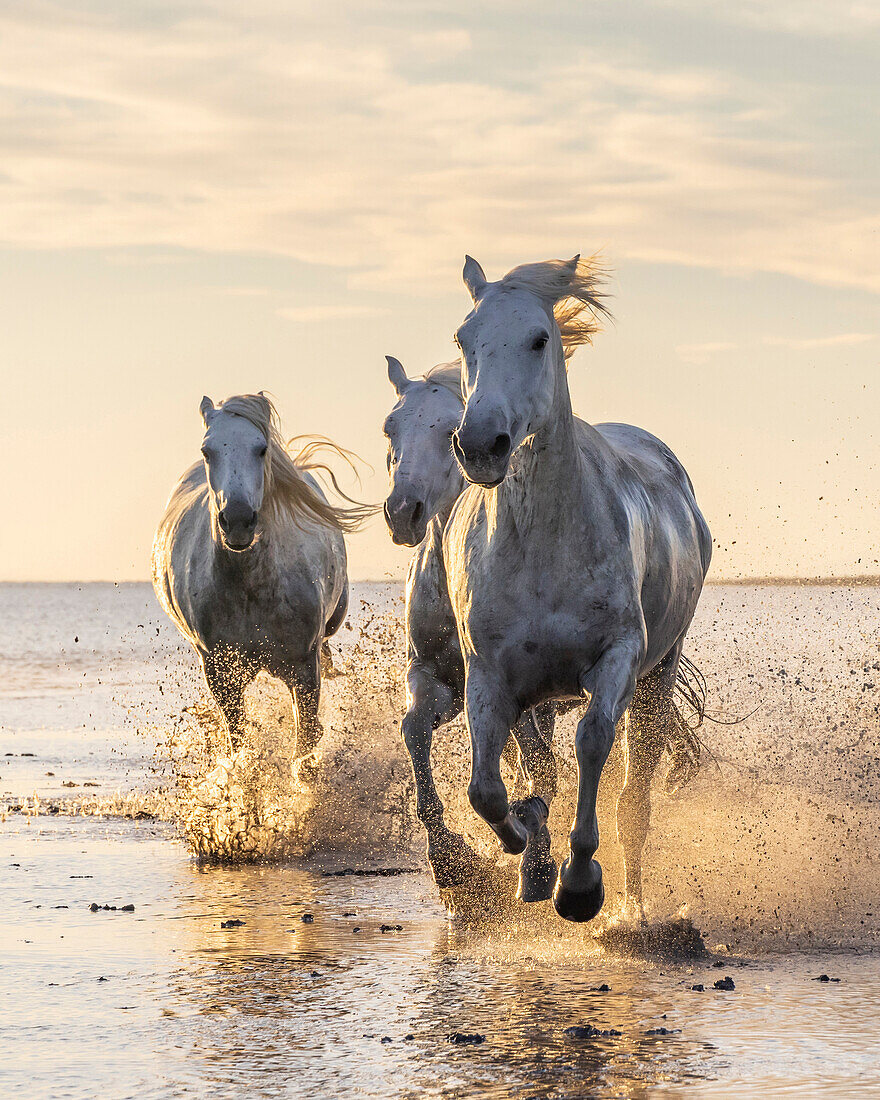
553,862,605,923
517,825,557,903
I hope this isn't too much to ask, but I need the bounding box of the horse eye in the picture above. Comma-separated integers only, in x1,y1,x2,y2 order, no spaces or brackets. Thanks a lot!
531,333,549,352
257,444,268,458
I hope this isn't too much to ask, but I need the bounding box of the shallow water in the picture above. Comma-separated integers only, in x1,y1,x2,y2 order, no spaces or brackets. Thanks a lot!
2,582,880,1096
5,814,880,1099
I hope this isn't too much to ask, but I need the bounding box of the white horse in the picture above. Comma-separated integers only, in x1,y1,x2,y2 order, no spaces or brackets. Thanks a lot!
152,393,369,772
444,255,712,923
383,354,704,907
383,357,559,899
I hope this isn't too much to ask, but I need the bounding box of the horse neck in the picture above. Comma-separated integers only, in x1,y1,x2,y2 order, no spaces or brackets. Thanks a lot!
506,344,585,518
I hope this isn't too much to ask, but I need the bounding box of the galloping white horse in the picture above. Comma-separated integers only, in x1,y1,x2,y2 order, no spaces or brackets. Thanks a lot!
152,393,369,772
444,255,712,923
383,353,704,908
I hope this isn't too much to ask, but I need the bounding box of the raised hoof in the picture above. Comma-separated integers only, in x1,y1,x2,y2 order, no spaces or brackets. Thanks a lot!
497,795,550,856
427,830,483,889
517,825,557,903
553,861,605,923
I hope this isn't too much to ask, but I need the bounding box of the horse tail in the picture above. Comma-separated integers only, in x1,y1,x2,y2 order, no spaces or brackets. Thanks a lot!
664,654,708,792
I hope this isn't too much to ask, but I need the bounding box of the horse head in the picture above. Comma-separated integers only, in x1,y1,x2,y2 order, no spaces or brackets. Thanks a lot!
199,395,268,552
382,356,465,546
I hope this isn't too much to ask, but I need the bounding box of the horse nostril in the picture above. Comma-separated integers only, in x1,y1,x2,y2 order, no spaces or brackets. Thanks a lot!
411,500,423,528
218,510,229,531
490,433,511,459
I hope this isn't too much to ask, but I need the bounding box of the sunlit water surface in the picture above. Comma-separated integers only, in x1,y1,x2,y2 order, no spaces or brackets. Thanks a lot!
2,582,880,1097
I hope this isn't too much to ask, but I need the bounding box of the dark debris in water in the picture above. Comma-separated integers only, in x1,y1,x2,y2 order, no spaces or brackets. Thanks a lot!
89,903,135,912
321,867,420,878
220,918,245,929
448,1032,486,1045
564,1024,622,1040
645,1026,681,1036
714,976,736,991
380,924,403,932
813,974,842,982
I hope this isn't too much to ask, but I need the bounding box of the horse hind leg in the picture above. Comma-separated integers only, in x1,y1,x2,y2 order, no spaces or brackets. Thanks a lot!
510,705,559,903
615,641,683,921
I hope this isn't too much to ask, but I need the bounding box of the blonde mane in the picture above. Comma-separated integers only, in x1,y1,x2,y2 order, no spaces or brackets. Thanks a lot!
502,254,612,357
206,393,374,534
420,259,611,393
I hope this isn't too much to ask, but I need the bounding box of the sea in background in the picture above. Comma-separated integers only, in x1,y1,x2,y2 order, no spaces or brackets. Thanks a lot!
2,581,880,1098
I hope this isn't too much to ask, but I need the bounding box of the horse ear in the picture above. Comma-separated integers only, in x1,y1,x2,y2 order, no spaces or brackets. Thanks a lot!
199,395,216,425
462,255,487,302
563,255,581,283
386,356,409,396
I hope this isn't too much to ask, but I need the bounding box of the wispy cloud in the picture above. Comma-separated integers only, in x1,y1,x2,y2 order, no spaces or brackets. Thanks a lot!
763,332,878,350
0,1,877,294
676,341,738,364
276,304,389,322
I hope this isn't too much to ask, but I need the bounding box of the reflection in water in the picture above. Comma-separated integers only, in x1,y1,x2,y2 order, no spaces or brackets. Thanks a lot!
4,817,880,1098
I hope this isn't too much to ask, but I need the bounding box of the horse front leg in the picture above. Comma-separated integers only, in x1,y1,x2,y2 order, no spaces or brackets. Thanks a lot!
553,643,640,923
287,650,323,784
510,706,559,902
465,671,549,857
402,668,482,888
202,650,252,755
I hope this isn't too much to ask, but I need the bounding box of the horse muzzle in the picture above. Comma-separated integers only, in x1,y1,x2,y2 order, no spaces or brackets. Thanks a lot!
452,427,512,488
218,507,259,551
383,495,427,546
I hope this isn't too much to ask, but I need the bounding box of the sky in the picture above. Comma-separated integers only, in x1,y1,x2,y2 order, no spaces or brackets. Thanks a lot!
0,0,877,581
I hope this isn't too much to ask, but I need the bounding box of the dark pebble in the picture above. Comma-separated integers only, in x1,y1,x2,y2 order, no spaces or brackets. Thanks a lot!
380,924,403,932
352,927,361,933
714,976,735,991
404,1034,414,1041
97,976,108,982
712,960,725,968
812,974,841,983
590,983,611,992
692,984,705,992
121,904,135,912
343,911,357,917
302,913,314,923
89,903,100,912
220,919,245,929
645,1027,681,1035
380,1036,392,1044
564,1025,621,1039
448,1032,485,1045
